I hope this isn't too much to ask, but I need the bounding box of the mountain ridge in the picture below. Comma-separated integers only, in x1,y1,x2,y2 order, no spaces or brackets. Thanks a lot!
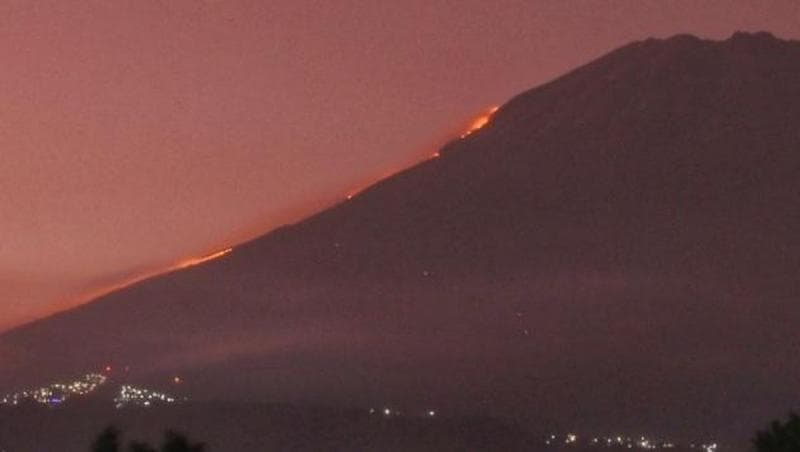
3,31,800,445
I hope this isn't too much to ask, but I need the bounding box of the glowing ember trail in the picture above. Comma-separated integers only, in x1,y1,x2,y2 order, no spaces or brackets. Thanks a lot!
39,104,500,325
55,247,235,316
460,105,499,138
174,248,233,270
342,104,500,203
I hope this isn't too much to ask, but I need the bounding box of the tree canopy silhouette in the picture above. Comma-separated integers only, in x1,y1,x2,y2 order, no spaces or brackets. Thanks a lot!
89,426,205,452
91,426,121,452
160,430,205,452
754,412,800,452
128,441,157,452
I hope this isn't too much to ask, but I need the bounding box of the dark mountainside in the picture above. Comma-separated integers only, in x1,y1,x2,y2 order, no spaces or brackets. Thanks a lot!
3,32,800,447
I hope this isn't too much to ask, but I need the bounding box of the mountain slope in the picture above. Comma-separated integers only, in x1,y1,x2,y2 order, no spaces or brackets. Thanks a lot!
3,31,800,443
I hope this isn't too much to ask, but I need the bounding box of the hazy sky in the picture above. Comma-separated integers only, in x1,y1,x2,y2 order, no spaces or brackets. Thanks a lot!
1,0,798,331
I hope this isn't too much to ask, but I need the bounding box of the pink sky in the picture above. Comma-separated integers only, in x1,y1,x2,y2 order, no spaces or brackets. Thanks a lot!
1,0,798,331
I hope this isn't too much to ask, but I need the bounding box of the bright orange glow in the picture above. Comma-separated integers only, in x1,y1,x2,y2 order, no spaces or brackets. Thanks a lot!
48,247,235,319
341,105,500,203
173,248,233,270
460,105,499,138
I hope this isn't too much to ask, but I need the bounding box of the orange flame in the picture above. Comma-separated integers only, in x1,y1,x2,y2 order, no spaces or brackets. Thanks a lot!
460,105,499,138
45,247,235,319
341,105,500,203
173,248,233,270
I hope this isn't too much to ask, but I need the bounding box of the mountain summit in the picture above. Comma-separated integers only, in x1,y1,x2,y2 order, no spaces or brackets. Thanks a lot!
3,32,800,443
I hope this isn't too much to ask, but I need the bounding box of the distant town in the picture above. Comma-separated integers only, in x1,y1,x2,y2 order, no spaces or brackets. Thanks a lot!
0,369,182,409
1,369,722,451
542,433,719,452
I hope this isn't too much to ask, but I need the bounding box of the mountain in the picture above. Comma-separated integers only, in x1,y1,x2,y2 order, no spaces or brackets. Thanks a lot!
3,31,800,446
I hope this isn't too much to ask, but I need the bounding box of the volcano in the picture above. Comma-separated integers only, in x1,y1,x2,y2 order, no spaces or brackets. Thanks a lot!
3,31,800,445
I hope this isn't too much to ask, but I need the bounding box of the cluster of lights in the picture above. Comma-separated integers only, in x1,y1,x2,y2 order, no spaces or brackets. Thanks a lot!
0,373,107,407
545,434,718,451
114,385,179,409
1,370,188,411
367,407,437,418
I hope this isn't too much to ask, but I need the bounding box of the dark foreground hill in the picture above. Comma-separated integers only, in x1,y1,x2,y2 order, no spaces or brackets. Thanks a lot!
0,402,542,452
3,31,800,447
0,400,710,452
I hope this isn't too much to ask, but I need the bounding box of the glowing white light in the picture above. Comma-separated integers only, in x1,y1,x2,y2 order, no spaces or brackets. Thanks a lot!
566,434,577,444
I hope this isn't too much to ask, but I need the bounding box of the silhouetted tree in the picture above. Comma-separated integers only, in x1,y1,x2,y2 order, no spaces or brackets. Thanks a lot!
161,430,205,452
91,427,205,452
91,425,121,452
128,441,157,452
754,412,800,452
